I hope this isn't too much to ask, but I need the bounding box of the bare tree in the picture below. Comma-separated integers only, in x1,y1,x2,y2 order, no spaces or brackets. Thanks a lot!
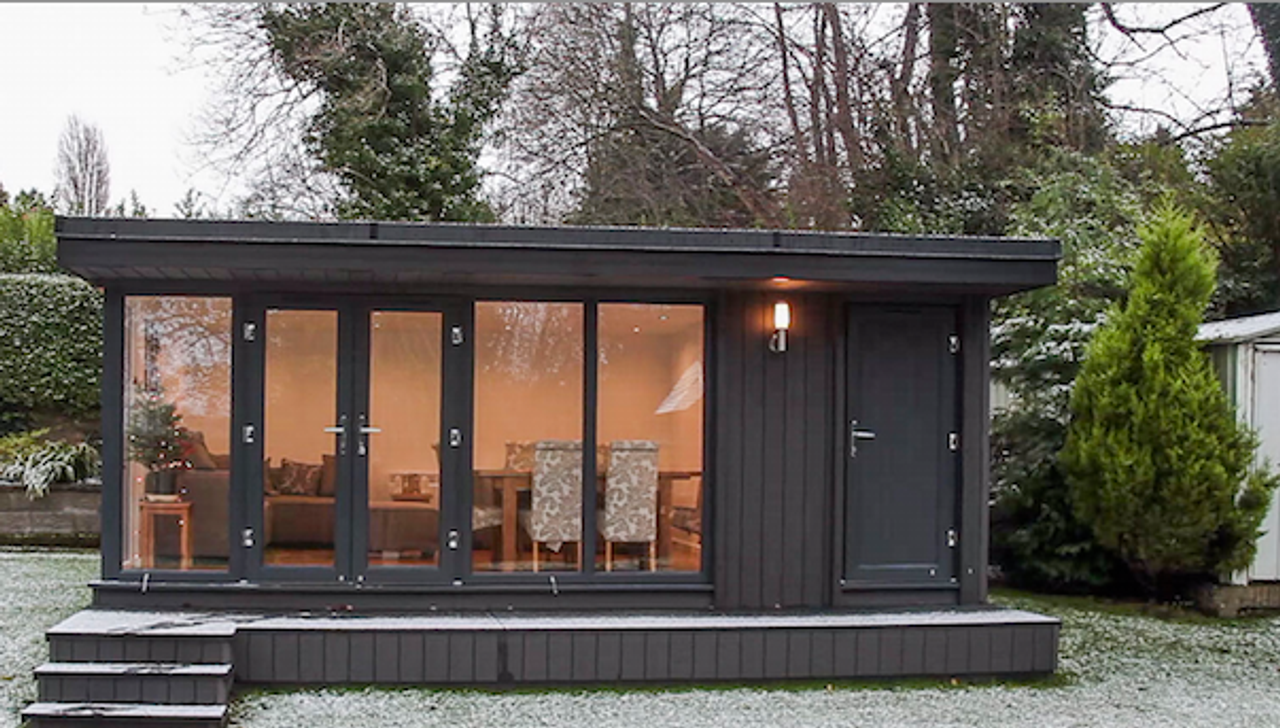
54,115,111,216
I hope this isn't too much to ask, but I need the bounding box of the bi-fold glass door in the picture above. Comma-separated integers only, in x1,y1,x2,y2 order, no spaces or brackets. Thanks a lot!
244,299,464,583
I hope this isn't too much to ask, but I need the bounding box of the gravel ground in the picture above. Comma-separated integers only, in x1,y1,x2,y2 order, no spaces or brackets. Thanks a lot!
0,548,96,728
2,549,1278,727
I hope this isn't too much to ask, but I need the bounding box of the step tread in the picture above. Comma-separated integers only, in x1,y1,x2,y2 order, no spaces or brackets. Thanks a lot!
48,611,239,638
36,662,233,677
22,702,227,719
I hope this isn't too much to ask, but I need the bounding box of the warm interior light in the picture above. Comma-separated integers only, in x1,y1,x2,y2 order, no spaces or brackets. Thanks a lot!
774,301,791,330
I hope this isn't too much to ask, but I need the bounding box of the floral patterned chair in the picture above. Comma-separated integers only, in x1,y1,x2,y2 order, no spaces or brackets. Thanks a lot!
602,440,659,571
520,440,583,571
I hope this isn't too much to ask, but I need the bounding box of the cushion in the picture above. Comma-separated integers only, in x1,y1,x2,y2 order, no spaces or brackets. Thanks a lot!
319,454,337,497
263,459,280,495
182,430,218,470
210,453,232,470
278,458,322,496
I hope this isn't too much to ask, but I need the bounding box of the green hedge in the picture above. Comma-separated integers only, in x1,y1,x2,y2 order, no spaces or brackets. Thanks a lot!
0,274,103,420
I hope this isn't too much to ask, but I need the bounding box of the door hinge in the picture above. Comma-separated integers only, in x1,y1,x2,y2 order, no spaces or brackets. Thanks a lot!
947,528,958,548
447,529,460,551
451,325,464,346
242,424,256,445
948,334,959,354
241,527,255,548
948,432,959,451
243,322,257,342
449,428,462,448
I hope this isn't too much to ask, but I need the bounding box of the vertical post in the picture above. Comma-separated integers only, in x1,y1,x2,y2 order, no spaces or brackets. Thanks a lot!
959,297,991,604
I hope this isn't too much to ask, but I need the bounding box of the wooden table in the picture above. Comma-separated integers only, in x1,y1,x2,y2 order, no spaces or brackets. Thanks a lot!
138,498,192,570
473,469,702,570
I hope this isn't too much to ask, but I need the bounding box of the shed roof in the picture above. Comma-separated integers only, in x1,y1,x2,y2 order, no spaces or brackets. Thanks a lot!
1198,310,1280,345
57,217,1059,294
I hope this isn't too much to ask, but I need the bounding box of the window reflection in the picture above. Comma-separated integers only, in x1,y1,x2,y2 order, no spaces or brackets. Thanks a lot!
122,297,233,571
263,309,338,567
597,304,704,572
473,302,584,572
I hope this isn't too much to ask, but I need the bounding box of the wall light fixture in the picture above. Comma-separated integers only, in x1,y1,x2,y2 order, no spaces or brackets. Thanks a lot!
769,301,791,353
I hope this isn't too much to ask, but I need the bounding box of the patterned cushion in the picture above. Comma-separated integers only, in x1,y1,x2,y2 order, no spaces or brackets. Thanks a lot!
602,440,658,543
278,458,322,496
527,440,583,548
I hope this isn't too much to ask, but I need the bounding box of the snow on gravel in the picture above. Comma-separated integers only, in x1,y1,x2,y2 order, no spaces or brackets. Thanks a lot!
0,548,96,728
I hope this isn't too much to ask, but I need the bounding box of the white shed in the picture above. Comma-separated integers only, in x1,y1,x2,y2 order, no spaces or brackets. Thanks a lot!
1199,310,1280,582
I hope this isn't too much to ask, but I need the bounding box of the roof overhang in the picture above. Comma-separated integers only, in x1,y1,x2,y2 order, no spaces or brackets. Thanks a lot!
57,217,1060,296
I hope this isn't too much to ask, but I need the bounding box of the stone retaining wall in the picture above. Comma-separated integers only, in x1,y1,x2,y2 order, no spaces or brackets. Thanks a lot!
0,481,99,547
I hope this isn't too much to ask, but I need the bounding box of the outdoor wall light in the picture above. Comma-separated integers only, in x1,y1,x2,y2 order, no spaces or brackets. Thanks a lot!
769,301,791,353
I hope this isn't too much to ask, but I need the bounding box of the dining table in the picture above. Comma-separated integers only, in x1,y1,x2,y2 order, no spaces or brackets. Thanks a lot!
473,468,702,570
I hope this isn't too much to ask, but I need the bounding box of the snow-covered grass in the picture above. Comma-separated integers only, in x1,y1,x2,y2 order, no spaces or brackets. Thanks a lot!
0,548,95,728
2,548,1278,727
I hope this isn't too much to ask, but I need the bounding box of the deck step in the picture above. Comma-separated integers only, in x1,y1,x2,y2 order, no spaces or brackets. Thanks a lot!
46,611,238,664
36,662,233,704
22,701,227,728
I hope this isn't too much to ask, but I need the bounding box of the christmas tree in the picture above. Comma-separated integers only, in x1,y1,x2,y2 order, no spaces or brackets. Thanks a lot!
126,383,190,472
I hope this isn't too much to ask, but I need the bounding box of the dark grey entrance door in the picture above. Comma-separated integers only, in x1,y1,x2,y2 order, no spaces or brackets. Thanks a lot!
841,305,958,592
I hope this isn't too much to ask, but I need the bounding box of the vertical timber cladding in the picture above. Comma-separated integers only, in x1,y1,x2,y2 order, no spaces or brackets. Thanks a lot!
713,292,834,610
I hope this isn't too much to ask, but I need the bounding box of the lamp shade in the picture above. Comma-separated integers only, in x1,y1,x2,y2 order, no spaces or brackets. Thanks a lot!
774,301,791,330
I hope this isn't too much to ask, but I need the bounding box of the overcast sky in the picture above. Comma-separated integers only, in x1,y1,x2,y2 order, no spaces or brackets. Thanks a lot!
0,3,1267,218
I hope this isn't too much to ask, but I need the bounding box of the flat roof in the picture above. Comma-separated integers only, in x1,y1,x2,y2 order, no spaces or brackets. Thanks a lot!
57,217,1060,294
1199,309,1280,344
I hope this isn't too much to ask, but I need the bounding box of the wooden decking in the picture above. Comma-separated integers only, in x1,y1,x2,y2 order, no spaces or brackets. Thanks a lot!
27,606,1059,726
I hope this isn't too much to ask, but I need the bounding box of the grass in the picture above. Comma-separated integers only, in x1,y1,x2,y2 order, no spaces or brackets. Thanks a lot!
1,549,1278,727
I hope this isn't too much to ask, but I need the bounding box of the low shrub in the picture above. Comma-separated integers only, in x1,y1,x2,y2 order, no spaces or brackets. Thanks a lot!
0,439,101,498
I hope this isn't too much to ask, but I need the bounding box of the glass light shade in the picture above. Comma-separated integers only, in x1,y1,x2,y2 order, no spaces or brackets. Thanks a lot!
774,301,791,330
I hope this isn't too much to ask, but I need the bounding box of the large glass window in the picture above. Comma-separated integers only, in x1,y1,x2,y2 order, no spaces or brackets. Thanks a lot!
473,302,583,572
471,300,704,576
122,296,233,571
597,304,704,572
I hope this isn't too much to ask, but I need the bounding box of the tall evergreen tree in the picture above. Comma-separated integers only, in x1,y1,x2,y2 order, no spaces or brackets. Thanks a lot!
1061,206,1277,596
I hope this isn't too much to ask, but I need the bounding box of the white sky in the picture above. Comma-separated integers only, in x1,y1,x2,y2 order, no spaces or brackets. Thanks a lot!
0,3,1267,218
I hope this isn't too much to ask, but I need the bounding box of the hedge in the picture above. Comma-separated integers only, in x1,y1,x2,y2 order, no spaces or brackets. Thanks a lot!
0,274,103,418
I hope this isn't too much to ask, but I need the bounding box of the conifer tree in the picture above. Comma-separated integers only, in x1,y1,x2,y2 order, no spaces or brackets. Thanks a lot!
1061,205,1278,596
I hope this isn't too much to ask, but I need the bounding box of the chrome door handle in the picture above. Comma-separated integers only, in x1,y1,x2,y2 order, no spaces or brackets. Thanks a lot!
850,419,876,458
325,414,348,455
359,426,381,434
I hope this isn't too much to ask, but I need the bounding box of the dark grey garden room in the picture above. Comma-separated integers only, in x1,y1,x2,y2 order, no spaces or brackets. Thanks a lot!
27,216,1061,724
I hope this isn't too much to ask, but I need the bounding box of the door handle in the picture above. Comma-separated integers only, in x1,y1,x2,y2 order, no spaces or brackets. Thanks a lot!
850,419,876,458
324,414,348,455
357,414,379,456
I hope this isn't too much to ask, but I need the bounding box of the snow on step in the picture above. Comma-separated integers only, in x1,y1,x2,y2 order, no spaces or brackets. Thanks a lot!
22,701,227,720
36,662,233,677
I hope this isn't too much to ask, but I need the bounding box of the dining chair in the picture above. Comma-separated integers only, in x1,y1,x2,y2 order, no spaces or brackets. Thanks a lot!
520,440,583,571
602,440,659,571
